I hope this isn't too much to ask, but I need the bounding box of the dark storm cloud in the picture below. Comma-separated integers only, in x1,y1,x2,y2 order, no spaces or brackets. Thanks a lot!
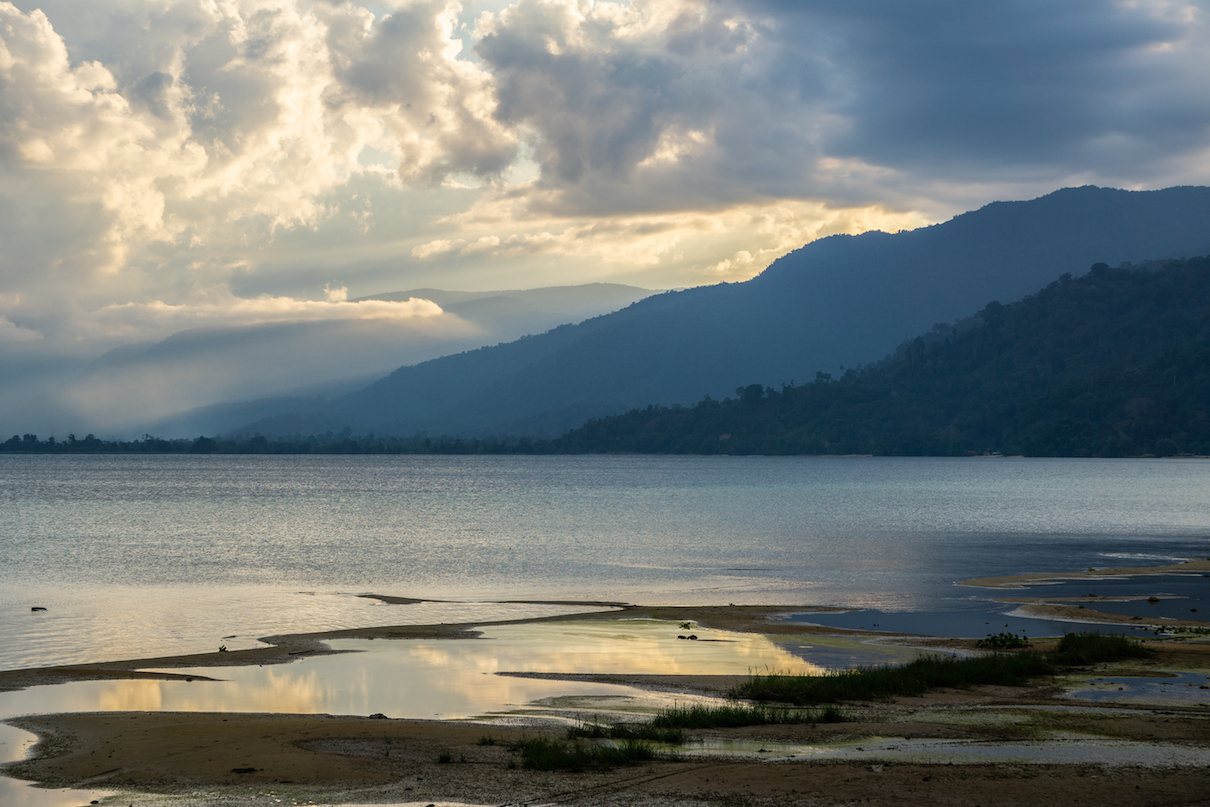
758,0,1210,171
477,0,1210,214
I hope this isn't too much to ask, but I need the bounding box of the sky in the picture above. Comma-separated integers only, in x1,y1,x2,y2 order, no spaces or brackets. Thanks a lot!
2,0,1210,432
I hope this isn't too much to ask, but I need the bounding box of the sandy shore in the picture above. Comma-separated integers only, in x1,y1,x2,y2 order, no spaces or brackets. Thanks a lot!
6,640,1210,806
0,603,866,695
4,580,1210,806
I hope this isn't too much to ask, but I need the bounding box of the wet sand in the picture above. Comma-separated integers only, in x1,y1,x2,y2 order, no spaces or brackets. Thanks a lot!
961,558,1210,632
961,557,1210,589
7,644,1210,807
0,603,862,695
4,587,1210,806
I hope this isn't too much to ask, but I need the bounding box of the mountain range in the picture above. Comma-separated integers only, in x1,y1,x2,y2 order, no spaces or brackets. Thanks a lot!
553,256,1210,457
159,185,1210,440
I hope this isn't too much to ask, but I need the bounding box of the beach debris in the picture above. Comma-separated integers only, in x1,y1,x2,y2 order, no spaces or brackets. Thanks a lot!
30,606,47,611
231,767,260,774
218,645,228,652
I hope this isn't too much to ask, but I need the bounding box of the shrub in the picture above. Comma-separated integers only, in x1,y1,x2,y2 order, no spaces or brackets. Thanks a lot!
1051,632,1155,666
975,632,1031,649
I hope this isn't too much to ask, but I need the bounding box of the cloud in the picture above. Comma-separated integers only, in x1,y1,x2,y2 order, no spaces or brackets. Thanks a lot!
475,0,1210,216
415,193,929,284
412,238,460,258
0,0,514,313
2,0,1210,437
77,286,448,343
0,316,42,342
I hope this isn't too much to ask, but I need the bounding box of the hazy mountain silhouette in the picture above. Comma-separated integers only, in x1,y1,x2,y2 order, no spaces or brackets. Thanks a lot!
220,185,1210,439
142,283,655,437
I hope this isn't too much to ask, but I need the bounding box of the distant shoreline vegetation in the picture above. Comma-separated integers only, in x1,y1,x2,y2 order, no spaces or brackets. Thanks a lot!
0,432,534,456
6,256,1210,459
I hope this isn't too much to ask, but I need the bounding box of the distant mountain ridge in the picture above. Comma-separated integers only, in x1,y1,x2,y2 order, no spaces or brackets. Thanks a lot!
552,256,1210,457
215,185,1210,439
145,283,656,437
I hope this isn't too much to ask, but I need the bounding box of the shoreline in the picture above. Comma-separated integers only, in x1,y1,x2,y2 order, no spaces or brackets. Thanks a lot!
959,557,1210,589
0,603,862,694
6,637,1210,806
960,558,1210,633
4,561,1210,806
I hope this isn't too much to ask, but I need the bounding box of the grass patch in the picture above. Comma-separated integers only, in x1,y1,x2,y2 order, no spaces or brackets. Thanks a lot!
512,737,657,772
730,633,1154,706
567,720,685,745
650,703,848,729
1050,632,1156,666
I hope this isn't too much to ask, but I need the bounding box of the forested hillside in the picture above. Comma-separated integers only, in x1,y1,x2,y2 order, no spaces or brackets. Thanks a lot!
552,258,1210,457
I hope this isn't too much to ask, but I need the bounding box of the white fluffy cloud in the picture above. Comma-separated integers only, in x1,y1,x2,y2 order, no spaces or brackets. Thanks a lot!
0,0,514,326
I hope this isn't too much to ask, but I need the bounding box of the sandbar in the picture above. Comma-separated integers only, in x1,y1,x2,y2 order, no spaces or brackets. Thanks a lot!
961,557,1210,589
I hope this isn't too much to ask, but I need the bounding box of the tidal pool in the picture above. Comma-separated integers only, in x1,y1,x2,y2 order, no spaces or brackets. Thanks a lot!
1065,671,1210,707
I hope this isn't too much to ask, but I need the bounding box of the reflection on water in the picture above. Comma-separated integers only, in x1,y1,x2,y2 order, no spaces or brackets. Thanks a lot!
0,620,846,806
1,621,829,724
0,589,615,671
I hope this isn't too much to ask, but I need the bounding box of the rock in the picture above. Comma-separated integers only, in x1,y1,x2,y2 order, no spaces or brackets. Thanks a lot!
369,713,388,719
30,606,47,612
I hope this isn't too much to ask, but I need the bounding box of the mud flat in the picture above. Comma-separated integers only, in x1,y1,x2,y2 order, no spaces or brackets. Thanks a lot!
961,558,1210,633
3,597,1210,806
960,558,1210,589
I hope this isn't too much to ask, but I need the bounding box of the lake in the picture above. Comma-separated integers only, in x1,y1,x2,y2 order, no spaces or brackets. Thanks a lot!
2,455,1208,669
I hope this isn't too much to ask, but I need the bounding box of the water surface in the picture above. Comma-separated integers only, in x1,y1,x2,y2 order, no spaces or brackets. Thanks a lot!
2,455,1208,668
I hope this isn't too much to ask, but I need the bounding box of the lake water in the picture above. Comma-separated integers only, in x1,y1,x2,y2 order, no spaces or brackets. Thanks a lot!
2,455,1209,669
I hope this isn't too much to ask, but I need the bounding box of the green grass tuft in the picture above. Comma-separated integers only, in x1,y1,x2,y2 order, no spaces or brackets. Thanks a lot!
732,653,1053,705
567,720,684,745
512,737,657,772
650,702,848,729
730,632,1155,706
